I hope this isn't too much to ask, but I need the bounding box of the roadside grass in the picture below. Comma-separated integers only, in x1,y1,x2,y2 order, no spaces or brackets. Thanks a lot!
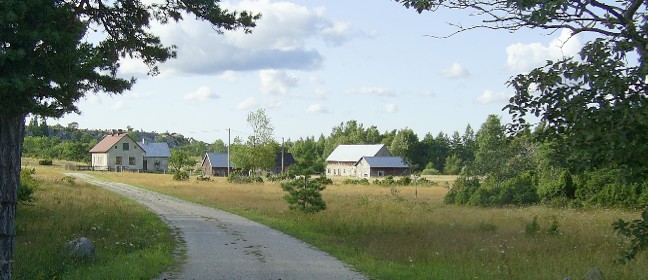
80,171,647,279
15,160,176,279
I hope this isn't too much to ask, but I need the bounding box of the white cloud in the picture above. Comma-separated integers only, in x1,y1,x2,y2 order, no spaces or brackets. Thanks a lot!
385,103,398,113
348,87,396,97
184,86,219,101
110,101,127,111
306,104,329,114
440,63,470,79
237,97,258,110
506,29,582,73
260,69,299,95
476,90,512,104
85,94,102,104
217,71,238,82
116,1,357,76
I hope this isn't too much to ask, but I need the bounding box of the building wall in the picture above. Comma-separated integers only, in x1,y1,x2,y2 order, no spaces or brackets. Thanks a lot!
145,156,169,172
97,137,144,171
326,162,356,177
92,154,109,170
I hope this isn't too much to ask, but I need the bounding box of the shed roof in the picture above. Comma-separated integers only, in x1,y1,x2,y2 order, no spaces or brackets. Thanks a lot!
89,133,138,153
356,156,408,168
325,144,387,162
203,153,233,168
141,142,170,158
275,152,296,166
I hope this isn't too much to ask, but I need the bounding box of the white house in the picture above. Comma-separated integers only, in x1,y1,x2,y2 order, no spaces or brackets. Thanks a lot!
89,132,170,172
325,144,392,177
90,132,145,171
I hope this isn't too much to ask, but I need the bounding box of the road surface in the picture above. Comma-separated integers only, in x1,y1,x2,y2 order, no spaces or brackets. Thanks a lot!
67,173,366,280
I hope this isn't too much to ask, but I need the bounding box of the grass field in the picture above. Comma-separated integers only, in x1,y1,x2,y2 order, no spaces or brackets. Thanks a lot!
81,170,648,280
15,160,176,279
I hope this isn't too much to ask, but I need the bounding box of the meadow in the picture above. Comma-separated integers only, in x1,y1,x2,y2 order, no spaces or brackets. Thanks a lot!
15,159,176,279
87,170,648,280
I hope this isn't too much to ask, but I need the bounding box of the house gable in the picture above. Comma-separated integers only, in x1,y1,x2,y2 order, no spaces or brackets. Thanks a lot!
90,133,145,171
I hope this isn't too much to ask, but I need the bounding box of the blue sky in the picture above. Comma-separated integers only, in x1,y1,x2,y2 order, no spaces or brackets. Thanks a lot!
52,0,583,143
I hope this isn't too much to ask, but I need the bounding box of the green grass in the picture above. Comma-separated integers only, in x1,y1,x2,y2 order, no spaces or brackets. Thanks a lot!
89,171,648,280
14,162,176,279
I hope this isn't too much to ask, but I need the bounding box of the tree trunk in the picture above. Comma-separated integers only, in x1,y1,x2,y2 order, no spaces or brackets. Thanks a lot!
0,114,25,279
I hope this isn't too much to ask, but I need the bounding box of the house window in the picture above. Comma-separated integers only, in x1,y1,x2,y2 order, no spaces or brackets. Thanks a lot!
116,156,123,165
123,143,130,151
154,161,161,168
129,157,136,165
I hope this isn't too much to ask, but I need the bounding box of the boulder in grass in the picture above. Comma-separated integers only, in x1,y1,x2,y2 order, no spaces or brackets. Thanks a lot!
62,237,96,260
582,267,604,280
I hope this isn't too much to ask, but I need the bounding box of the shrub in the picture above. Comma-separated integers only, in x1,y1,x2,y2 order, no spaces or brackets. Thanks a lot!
613,210,648,263
342,178,369,185
172,171,189,181
497,172,538,205
396,176,412,186
19,168,38,203
420,168,440,175
196,175,213,182
575,168,646,208
227,173,264,184
312,177,333,186
282,176,326,213
443,188,457,204
525,216,540,235
538,168,575,202
452,176,481,205
266,172,296,182
58,175,76,186
38,159,53,165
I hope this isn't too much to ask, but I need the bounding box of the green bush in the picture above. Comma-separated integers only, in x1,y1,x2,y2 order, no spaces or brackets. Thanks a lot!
282,176,326,213
613,210,648,263
312,177,333,185
420,168,440,175
397,176,412,186
227,173,264,184
497,172,538,205
19,168,38,203
538,168,575,202
172,171,189,181
452,176,481,205
266,172,296,182
38,159,53,165
575,168,646,208
443,188,457,204
342,178,369,185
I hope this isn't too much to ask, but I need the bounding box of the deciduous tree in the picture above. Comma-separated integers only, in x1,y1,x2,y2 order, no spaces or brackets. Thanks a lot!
0,1,258,276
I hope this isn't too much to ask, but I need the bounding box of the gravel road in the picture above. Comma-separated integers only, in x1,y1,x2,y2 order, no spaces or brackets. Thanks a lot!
67,173,367,280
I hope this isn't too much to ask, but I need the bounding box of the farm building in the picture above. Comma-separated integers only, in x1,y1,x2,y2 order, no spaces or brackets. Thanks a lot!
354,156,409,178
325,144,393,177
272,152,296,174
89,132,171,172
202,153,232,176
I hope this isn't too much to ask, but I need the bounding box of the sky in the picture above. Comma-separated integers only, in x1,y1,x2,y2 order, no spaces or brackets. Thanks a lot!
51,0,583,144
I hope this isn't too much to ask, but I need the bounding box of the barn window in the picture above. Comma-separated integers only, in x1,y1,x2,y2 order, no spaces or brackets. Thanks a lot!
154,161,161,167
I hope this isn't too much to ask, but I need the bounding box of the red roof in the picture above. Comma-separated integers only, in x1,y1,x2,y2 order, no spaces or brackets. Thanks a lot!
89,133,129,153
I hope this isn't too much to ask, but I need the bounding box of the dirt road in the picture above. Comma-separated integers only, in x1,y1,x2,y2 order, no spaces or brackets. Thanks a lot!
67,173,366,280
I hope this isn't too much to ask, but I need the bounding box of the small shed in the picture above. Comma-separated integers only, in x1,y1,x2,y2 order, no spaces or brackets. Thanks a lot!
354,156,408,178
202,153,233,177
272,152,296,174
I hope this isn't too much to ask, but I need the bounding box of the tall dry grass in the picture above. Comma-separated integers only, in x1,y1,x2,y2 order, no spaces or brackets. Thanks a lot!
15,161,175,279
89,171,647,279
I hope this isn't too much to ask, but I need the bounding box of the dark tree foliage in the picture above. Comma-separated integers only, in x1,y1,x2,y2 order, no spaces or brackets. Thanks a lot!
0,1,258,278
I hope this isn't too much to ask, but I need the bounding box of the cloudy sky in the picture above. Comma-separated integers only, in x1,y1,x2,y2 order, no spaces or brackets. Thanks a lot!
53,0,582,143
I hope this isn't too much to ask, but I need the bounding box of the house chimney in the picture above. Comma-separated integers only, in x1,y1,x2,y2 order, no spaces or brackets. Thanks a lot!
111,129,117,136
142,138,147,145
118,129,123,135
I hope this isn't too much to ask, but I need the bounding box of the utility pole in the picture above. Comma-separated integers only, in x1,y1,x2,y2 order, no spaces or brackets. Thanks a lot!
281,137,285,173
227,128,231,176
